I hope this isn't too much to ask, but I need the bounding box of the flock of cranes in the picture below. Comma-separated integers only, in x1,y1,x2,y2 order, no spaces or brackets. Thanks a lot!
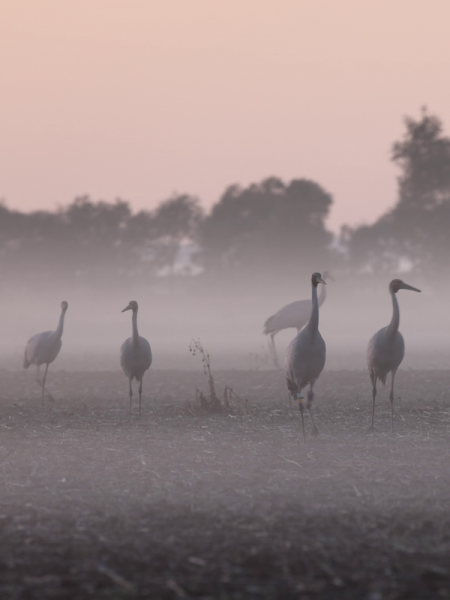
24,300,152,414
23,272,420,436
270,272,420,439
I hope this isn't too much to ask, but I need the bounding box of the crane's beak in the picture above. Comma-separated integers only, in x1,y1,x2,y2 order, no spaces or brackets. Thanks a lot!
319,278,326,285
122,305,132,312
401,283,421,293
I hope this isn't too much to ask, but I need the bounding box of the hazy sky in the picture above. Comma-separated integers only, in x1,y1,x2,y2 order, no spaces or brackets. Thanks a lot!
1,1,449,231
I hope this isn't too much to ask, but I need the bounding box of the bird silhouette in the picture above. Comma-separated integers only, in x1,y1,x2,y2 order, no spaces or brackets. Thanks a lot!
120,301,152,415
24,301,68,407
367,279,421,432
264,271,332,368
285,273,326,440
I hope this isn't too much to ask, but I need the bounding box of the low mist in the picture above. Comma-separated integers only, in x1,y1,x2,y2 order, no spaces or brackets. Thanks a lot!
1,273,446,375
1,108,449,377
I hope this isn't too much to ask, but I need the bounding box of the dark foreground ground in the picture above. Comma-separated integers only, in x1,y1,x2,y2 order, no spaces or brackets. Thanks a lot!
0,368,450,599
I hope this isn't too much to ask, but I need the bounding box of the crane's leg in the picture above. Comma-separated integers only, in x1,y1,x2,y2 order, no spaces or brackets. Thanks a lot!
41,364,50,409
270,333,280,369
287,393,293,417
128,377,133,415
307,385,319,436
389,369,398,433
138,378,143,417
369,376,377,431
296,391,306,442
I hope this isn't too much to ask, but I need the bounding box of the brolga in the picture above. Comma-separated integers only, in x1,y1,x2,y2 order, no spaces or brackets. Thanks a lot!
285,273,326,441
264,271,332,368
367,279,421,432
24,301,68,407
120,301,152,415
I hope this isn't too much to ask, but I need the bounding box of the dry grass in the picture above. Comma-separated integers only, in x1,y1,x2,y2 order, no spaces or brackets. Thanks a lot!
0,368,449,598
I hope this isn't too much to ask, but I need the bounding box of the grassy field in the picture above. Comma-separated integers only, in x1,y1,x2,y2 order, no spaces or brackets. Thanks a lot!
0,367,449,599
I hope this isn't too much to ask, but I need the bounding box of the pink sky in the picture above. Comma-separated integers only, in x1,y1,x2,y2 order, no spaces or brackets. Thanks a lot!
1,1,449,232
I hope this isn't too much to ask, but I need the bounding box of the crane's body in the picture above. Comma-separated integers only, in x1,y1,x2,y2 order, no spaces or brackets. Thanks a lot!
367,327,405,386
367,279,420,432
120,337,152,385
264,272,330,368
285,273,326,440
120,301,152,415
24,301,68,406
24,330,62,368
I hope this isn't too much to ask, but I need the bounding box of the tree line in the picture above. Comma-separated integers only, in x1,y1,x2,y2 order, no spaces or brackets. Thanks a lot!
1,108,449,287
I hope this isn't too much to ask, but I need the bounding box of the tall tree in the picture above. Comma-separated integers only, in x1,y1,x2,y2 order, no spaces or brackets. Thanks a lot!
200,177,334,281
393,109,450,212
128,194,204,276
345,109,450,276
0,194,204,283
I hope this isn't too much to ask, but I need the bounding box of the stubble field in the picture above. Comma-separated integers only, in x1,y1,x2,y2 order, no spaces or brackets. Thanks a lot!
0,367,449,599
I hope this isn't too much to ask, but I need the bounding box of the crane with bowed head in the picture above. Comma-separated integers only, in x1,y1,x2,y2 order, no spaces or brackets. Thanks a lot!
264,272,332,368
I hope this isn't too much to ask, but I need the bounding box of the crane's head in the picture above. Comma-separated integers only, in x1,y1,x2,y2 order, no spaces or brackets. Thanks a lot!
122,300,138,313
389,279,421,294
312,272,326,287
61,301,68,311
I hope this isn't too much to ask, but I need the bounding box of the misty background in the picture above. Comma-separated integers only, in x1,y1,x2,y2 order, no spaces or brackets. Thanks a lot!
2,109,450,372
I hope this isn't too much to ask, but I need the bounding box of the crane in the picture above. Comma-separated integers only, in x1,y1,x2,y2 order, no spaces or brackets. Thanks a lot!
367,279,421,432
24,301,68,407
264,271,332,368
285,273,326,440
120,301,152,415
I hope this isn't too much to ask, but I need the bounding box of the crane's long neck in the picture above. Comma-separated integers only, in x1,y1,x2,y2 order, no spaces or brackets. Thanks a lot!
131,309,140,345
386,288,400,337
306,283,320,334
318,281,327,307
52,309,66,341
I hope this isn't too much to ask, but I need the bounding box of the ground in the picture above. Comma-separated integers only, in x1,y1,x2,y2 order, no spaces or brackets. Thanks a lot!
0,367,449,599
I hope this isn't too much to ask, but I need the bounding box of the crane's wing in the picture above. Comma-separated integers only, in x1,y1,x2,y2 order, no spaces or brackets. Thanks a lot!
264,299,312,334
24,331,55,368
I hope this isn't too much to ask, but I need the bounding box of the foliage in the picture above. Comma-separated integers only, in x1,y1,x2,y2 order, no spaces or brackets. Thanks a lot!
393,110,450,212
189,338,222,413
344,109,450,277
0,176,336,286
7,108,450,287
0,194,203,283
200,177,334,281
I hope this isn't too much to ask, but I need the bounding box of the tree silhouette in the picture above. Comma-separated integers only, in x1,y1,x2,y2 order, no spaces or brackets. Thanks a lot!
200,177,334,281
127,194,203,276
393,109,450,212
345,109,450,277
0,194,204,284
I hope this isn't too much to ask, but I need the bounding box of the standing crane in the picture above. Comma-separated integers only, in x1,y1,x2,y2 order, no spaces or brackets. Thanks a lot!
264,271,332,368
285,273,326,440
367,279,421,432
120,301,152,415
24,301,68,407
